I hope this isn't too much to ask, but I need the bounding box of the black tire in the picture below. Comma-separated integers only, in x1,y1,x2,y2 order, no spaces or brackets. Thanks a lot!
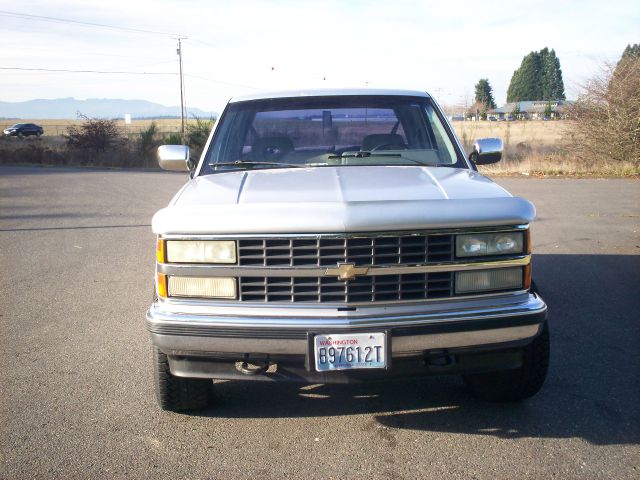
463,323,550,402
153,346,212,412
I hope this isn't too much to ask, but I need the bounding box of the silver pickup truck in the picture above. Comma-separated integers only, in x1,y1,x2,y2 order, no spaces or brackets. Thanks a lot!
147,89,549,412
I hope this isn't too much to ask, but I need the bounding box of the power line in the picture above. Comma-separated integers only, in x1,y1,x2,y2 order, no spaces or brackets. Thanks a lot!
1,66,260,89
0,67,176,75
184,74,259,90
0,10,178,37
1,9,287,91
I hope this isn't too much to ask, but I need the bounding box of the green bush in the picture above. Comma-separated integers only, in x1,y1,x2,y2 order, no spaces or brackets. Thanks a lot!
163,132,183,145
138,122,161,167
186,116,215,158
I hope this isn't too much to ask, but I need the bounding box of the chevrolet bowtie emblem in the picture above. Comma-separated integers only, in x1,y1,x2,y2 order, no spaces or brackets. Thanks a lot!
325,262,369,281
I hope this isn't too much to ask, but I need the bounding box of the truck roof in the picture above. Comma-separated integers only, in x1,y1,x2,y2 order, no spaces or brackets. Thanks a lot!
229,88,431,103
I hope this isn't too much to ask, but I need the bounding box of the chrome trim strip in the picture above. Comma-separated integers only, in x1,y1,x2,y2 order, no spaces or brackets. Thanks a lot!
158,224,529,241
159,288,531,310
158,255,530,278
393,324,540,353
147,293,546,329
149,324,541,356
146,293,546,355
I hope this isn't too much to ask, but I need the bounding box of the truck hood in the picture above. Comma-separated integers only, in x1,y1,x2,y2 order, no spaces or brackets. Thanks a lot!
152,166,535,234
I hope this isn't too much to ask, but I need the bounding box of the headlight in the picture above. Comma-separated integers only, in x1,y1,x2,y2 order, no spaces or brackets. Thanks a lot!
456,232,524,257
168,276,237,298
455,268,523,294
165,240,236,264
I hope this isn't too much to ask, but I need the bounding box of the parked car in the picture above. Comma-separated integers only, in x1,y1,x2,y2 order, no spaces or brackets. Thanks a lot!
3,123,44,137
148,89,549,412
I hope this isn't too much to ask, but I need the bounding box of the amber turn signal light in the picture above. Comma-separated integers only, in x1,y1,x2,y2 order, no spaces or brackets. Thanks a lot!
524,263,532,290
156,272,168,298
156,238,165,263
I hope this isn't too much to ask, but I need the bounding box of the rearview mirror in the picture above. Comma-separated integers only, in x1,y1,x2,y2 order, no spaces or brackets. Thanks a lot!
470,138,503,165
157,145,190,172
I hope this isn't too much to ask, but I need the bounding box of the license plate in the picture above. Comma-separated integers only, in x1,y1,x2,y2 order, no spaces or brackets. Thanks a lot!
313,332,386,372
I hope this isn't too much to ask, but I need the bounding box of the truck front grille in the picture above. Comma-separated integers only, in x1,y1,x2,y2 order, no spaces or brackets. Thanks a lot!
238,272,453,304
237,234,454,267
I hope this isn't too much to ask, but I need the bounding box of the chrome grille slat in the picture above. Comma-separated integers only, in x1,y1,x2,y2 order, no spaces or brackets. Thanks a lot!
238,233,454,268
239,272,454,303
235,233,454,303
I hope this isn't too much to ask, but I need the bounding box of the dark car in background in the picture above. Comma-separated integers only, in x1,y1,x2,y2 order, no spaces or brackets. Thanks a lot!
3,123,44,137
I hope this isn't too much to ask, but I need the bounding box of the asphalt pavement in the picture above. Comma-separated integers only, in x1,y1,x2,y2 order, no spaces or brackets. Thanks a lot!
1,166,639,479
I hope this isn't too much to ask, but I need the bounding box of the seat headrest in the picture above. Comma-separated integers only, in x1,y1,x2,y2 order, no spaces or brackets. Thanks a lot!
251,136,294,161
361,133,405,151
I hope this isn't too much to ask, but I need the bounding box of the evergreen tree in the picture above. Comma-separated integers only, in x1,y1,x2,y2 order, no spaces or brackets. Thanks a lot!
543,101,554,118
507,48,565,101
621,43,640,59
474,78,496,109
507,52,542,101
542,49,565,100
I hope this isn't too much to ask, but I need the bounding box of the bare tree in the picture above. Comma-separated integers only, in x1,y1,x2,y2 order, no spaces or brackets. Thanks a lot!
566,57,640,164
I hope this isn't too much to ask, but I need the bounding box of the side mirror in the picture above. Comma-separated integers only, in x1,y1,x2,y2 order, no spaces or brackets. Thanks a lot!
470,138,503,165
157,145,191,172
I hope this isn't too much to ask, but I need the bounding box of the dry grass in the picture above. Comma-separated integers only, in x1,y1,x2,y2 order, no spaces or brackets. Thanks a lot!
478,153,640,177
451,120,566,157
451,120,639,177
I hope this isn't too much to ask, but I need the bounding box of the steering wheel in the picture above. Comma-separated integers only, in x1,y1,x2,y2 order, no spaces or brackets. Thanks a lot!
260,144,289,161
370,143,408,151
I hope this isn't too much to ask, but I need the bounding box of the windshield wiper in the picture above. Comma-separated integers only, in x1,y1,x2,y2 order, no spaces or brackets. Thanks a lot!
327,151,432,167
211,160,303,169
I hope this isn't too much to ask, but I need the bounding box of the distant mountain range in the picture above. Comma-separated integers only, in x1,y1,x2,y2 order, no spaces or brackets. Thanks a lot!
0,98,216,119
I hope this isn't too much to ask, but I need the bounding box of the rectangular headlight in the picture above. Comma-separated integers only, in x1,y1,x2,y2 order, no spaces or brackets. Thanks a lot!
456,232,524,257
168,276,237,298
165,240,236,264
455,268,523,294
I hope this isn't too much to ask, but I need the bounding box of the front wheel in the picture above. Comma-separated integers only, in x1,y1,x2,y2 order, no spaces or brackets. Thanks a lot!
463,323,550,402
153,346,212,411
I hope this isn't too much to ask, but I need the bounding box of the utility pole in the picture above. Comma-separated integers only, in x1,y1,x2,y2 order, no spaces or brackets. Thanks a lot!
176,37,186,144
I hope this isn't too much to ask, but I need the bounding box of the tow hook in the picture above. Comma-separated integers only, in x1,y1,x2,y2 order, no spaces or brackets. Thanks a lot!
425,351,456,369
238,360,270,375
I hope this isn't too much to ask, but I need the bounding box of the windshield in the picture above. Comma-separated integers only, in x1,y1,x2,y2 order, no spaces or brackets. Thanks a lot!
201,95,465,175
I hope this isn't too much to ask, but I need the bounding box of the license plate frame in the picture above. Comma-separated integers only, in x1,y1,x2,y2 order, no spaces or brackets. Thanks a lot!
308,331,391,372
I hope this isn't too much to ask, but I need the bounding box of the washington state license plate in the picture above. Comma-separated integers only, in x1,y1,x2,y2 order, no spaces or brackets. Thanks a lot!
314,332,386,372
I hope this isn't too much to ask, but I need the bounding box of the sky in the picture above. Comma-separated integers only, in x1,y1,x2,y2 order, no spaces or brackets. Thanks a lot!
1,0,638,113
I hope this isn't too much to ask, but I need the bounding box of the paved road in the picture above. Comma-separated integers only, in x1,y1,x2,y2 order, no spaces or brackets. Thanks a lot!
1,166,639,479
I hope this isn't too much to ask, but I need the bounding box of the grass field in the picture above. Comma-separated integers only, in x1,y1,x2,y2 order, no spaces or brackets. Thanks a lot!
452,120,566,150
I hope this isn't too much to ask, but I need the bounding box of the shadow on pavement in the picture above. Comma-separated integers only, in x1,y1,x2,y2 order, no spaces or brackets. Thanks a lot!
194,254,640,446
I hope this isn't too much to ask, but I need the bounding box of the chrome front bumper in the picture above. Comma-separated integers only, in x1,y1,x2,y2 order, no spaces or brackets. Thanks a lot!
145,292,547,357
